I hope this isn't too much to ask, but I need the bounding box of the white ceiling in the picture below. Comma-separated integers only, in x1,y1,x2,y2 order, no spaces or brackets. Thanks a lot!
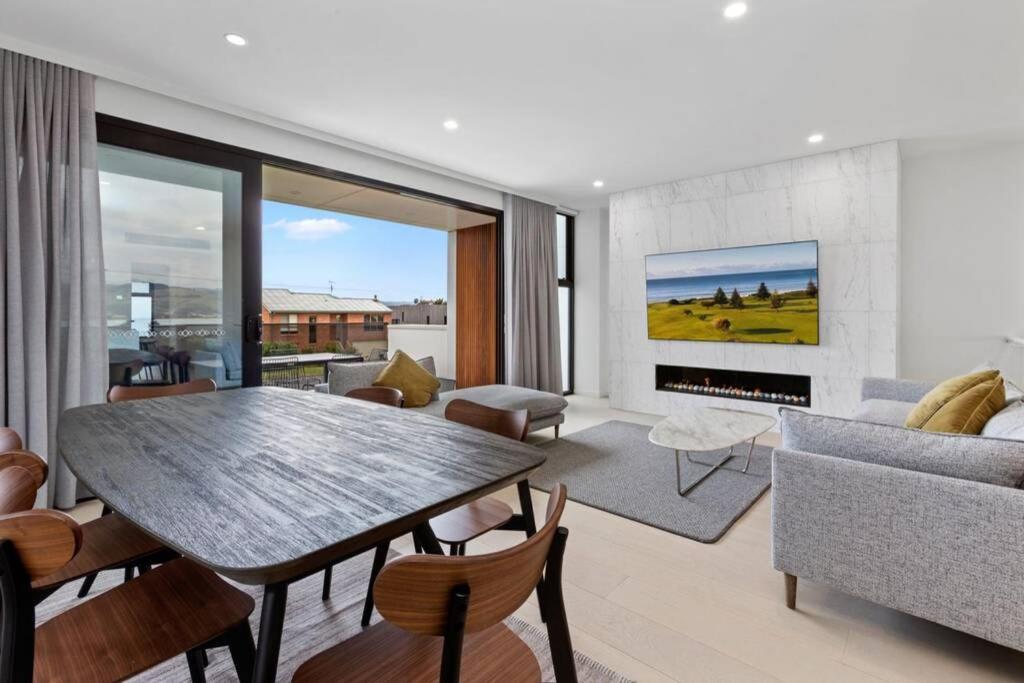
1,1,1022,206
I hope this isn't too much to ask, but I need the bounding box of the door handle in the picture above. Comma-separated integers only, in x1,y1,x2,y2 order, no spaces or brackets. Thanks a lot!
245,315,263,344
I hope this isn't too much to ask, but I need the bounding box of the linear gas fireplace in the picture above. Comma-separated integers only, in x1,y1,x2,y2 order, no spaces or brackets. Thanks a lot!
655,364,811,407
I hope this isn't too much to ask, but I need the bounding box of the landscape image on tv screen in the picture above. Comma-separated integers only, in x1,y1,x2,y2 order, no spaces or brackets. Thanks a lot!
645,240,819,345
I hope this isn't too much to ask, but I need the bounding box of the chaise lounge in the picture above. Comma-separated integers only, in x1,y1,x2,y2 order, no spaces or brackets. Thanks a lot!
315,356,569,436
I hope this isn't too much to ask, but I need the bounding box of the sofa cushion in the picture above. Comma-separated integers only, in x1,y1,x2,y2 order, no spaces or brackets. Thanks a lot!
439,385,568,420
372,351,440,408
905,370,999,429
981,400,1024,440
920,377,1004,435
850,399,913,427
970,362,1024,407
779,407,1024,488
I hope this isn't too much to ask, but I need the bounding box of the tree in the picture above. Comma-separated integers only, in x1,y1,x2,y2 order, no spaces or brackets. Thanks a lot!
756,282,771,300
713,287,728,306
730,288,744,308
770,290,785,309
806,278,818,298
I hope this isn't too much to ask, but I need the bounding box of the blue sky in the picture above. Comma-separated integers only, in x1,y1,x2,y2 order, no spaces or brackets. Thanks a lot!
646,241,817,280
262,200,448,302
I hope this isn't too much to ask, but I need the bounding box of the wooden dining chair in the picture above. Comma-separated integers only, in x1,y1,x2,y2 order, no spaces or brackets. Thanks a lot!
0,427,23,452
0,443,177,604
344,386,405,407
107,377,216,402
0,503,258,682
351,399,530,626
295,484,573,683
319,385,405,601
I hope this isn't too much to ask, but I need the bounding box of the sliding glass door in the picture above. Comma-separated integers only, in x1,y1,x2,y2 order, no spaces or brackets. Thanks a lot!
97,119,262,388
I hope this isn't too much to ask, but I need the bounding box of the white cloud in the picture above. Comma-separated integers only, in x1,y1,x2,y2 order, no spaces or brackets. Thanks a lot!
266,217,352,240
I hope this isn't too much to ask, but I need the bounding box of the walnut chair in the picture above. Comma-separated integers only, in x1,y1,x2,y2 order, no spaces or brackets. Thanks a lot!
320,385,406,601
295,484,575,683
350,399,530,626
0,471,257,683
106,377,217,402
344,386,405,407
0,427,23,453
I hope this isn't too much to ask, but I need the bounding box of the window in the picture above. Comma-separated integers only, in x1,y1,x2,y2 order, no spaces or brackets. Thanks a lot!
363,314,385,331
282,314,298,334
556,214,574,394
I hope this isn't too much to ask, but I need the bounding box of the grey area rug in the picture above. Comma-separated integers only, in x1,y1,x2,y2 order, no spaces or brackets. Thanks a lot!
36,548,633,682
535,420,773,543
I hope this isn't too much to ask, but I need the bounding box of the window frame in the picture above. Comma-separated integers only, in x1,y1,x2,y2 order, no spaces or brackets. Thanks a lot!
557,214,575,396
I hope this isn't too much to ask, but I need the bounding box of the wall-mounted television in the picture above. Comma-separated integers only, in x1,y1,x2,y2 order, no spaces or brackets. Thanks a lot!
645,240,819,345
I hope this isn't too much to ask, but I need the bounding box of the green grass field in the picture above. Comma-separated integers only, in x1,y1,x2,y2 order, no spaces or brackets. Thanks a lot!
647,291,818,344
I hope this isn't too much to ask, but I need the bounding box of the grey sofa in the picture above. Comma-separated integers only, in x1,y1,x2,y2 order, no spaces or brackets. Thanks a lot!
772,377,1024,652
315,356,568,435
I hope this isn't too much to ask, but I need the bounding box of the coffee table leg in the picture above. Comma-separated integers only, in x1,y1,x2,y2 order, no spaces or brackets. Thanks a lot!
742,435,758,473
676,444,753,497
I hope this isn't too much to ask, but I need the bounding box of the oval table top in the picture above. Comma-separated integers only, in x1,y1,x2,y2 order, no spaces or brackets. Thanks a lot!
649,406,777,453
58,387,546,584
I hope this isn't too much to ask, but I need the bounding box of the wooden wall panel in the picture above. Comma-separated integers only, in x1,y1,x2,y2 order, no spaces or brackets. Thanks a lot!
456,222,498,387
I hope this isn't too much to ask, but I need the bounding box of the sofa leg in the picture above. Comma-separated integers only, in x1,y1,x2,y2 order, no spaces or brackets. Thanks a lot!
554,424,560,439
784,573,797,609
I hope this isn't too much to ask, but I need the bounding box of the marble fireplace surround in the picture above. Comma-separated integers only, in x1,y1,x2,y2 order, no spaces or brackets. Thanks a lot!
607,141,900,418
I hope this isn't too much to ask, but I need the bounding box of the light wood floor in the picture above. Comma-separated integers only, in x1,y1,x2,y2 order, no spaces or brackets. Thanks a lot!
69,395,1024,682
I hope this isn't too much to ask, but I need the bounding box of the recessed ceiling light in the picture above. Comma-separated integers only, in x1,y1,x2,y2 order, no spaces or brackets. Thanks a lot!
224,33,247,46
593,180,605,188
723,2,748,19
807,133,824,144
194,226,207,231
443,119,459,131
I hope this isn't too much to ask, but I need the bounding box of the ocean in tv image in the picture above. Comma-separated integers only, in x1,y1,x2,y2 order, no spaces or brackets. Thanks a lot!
645,241,819,345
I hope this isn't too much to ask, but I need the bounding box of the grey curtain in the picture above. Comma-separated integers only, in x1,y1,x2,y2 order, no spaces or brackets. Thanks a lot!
504,194,563,394
0,50,107,509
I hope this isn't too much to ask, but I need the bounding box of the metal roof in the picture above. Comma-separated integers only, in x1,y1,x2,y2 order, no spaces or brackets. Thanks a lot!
262,288,392,314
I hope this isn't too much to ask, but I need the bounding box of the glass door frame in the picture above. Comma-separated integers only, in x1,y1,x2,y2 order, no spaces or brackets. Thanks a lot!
97,114,264,387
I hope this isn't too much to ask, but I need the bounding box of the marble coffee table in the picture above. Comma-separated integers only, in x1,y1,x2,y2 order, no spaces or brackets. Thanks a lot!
648,407,777,496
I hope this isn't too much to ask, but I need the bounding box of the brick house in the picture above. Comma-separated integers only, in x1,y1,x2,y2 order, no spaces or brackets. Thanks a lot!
261,288,392,356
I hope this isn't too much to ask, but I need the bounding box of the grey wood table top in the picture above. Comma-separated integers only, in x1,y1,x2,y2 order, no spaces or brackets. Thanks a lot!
58,387,546,584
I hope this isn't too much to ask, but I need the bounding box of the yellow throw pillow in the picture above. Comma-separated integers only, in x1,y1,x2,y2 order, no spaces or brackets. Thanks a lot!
904,369,1000,429
920,378,1005,435
373,350,440,408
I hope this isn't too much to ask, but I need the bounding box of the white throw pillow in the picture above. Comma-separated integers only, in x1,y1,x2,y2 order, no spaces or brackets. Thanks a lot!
981,400,1024,440
969,362,1024,406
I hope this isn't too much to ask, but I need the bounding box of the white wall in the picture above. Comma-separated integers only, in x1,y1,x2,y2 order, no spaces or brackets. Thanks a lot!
608,141,901,418
573,207,610,397
901,139,1024,384
388,325,451,379
95,79,504,211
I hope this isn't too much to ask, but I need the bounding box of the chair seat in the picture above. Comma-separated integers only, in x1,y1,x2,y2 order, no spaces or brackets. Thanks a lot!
430,497,514,545
32,511,170,592
293,619,540,683
34,559,255,682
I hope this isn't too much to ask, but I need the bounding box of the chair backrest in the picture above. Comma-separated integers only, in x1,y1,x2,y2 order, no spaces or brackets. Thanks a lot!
0,452,47,490
444,399,529,442
0,510,82,580
107,378,217,403
0,468,38,515
0,428,23,453
344,387,404,408
373,483,567,635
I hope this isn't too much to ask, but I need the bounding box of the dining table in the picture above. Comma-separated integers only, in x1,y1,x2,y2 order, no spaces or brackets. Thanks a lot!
58,386,559,682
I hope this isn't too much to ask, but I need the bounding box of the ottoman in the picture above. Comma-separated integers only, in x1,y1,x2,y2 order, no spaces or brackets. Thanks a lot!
439,384,568,436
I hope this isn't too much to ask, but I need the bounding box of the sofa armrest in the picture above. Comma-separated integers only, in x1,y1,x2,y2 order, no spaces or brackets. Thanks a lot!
860,376,933,403
861,377,933,403
772,448,1024,652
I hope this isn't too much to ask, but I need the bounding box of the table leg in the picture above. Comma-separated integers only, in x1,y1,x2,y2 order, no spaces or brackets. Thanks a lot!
742,435,757,473
677,438,758,496
252,582,288,683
